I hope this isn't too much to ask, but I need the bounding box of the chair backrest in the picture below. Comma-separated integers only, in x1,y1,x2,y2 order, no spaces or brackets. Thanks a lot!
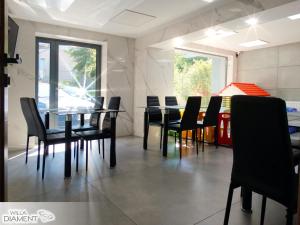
20,97,39,137
203,96,222,126
165,96,181,121
21,98,47,141
180,96,201,130
231,95,295,207
94,96,104,109
147,96,162,122
89,96,104,128
89,112,100,127
102,97,121,130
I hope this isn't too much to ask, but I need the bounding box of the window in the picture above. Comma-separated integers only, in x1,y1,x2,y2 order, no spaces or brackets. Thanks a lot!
36,37,101,127
174,49,227,106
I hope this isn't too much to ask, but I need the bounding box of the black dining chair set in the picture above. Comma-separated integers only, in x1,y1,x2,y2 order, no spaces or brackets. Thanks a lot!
145,95,222,159
20,96,121,179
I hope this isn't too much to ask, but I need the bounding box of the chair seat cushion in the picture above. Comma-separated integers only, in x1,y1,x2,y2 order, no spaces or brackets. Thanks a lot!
168,123,181,131
72,124,97,132
149,121,164,126
168,119,181,124
46,133,80,145
46,128,64,134
76,130,111,140
197,121,204,127
291,132,300,147
197,121,217,128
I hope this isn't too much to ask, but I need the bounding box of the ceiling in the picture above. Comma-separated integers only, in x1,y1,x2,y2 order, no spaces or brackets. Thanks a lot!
194,17,300,52
193,0,300,52
8,0,224,38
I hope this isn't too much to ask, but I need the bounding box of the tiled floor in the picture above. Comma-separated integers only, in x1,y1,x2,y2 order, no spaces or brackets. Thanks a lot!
7,133,294,225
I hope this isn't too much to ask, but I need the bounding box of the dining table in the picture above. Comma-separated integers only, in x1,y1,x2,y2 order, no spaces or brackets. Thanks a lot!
42,107,125,178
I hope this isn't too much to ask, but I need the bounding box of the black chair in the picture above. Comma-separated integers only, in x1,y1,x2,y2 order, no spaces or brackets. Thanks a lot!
94,96,104,109
75,97,121,171
165,96,186,145
20,98,64,164
223,95,298,225
167,96,201,159
25,98,80,179
197,96,222,152
146,96,164,148
72,96,104,132
165,96,181,122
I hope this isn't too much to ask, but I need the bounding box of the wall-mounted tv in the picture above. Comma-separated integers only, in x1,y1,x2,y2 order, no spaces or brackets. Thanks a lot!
8,16,19,58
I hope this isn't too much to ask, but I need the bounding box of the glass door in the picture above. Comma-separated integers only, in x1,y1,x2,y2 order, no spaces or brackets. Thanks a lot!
58,44,98,109
36,38,101,128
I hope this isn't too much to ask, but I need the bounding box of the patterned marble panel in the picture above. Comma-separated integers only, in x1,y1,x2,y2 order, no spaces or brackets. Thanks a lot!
134,48,174,137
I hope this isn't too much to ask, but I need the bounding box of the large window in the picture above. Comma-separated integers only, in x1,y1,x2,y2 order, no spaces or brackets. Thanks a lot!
174,49,227,106
36,37,101,127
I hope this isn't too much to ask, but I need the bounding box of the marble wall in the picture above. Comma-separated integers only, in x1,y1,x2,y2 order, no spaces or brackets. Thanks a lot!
8,19,134,150
134,48,174,137
238,42,300,101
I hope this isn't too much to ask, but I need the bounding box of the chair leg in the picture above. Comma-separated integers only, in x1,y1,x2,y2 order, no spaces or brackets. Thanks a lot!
196,130,198,155
223,183,234,225
102,139,105,159
76,141,79,172
86,140,88,171
53,145,55,158
25,135,29,164
260,196,267,225
174,133,176,145
98,140,101,154
202,128,205,152
42,144,47,180
74,142,76,159
179,132,182,159
160,126,163,149
37,140,41,170
73,142,76,157
185,131,188,146
286,209,293,225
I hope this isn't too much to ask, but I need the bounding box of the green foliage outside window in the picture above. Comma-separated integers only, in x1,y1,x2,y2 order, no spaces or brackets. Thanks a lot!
174,52,212,106
64,47,96,90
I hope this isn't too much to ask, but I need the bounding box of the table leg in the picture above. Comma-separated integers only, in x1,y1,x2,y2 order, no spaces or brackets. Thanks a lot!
80,113,84,149
241,187,252,213
110,112,117,167
163,110,169,157
45,112,49,129
64,114,72,178
143,110,149,150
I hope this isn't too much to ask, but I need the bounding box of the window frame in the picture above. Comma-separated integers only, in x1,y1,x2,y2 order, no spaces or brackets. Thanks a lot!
35,37,102,110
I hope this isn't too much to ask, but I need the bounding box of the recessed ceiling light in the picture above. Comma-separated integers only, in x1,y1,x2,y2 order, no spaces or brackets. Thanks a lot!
240,40,268,48
245,18,258,26
202,0,214,3
173,37,184,47
288,13,300,20
205,29,237,38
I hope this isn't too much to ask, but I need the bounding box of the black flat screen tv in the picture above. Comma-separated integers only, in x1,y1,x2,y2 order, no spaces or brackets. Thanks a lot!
8,16,19,58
